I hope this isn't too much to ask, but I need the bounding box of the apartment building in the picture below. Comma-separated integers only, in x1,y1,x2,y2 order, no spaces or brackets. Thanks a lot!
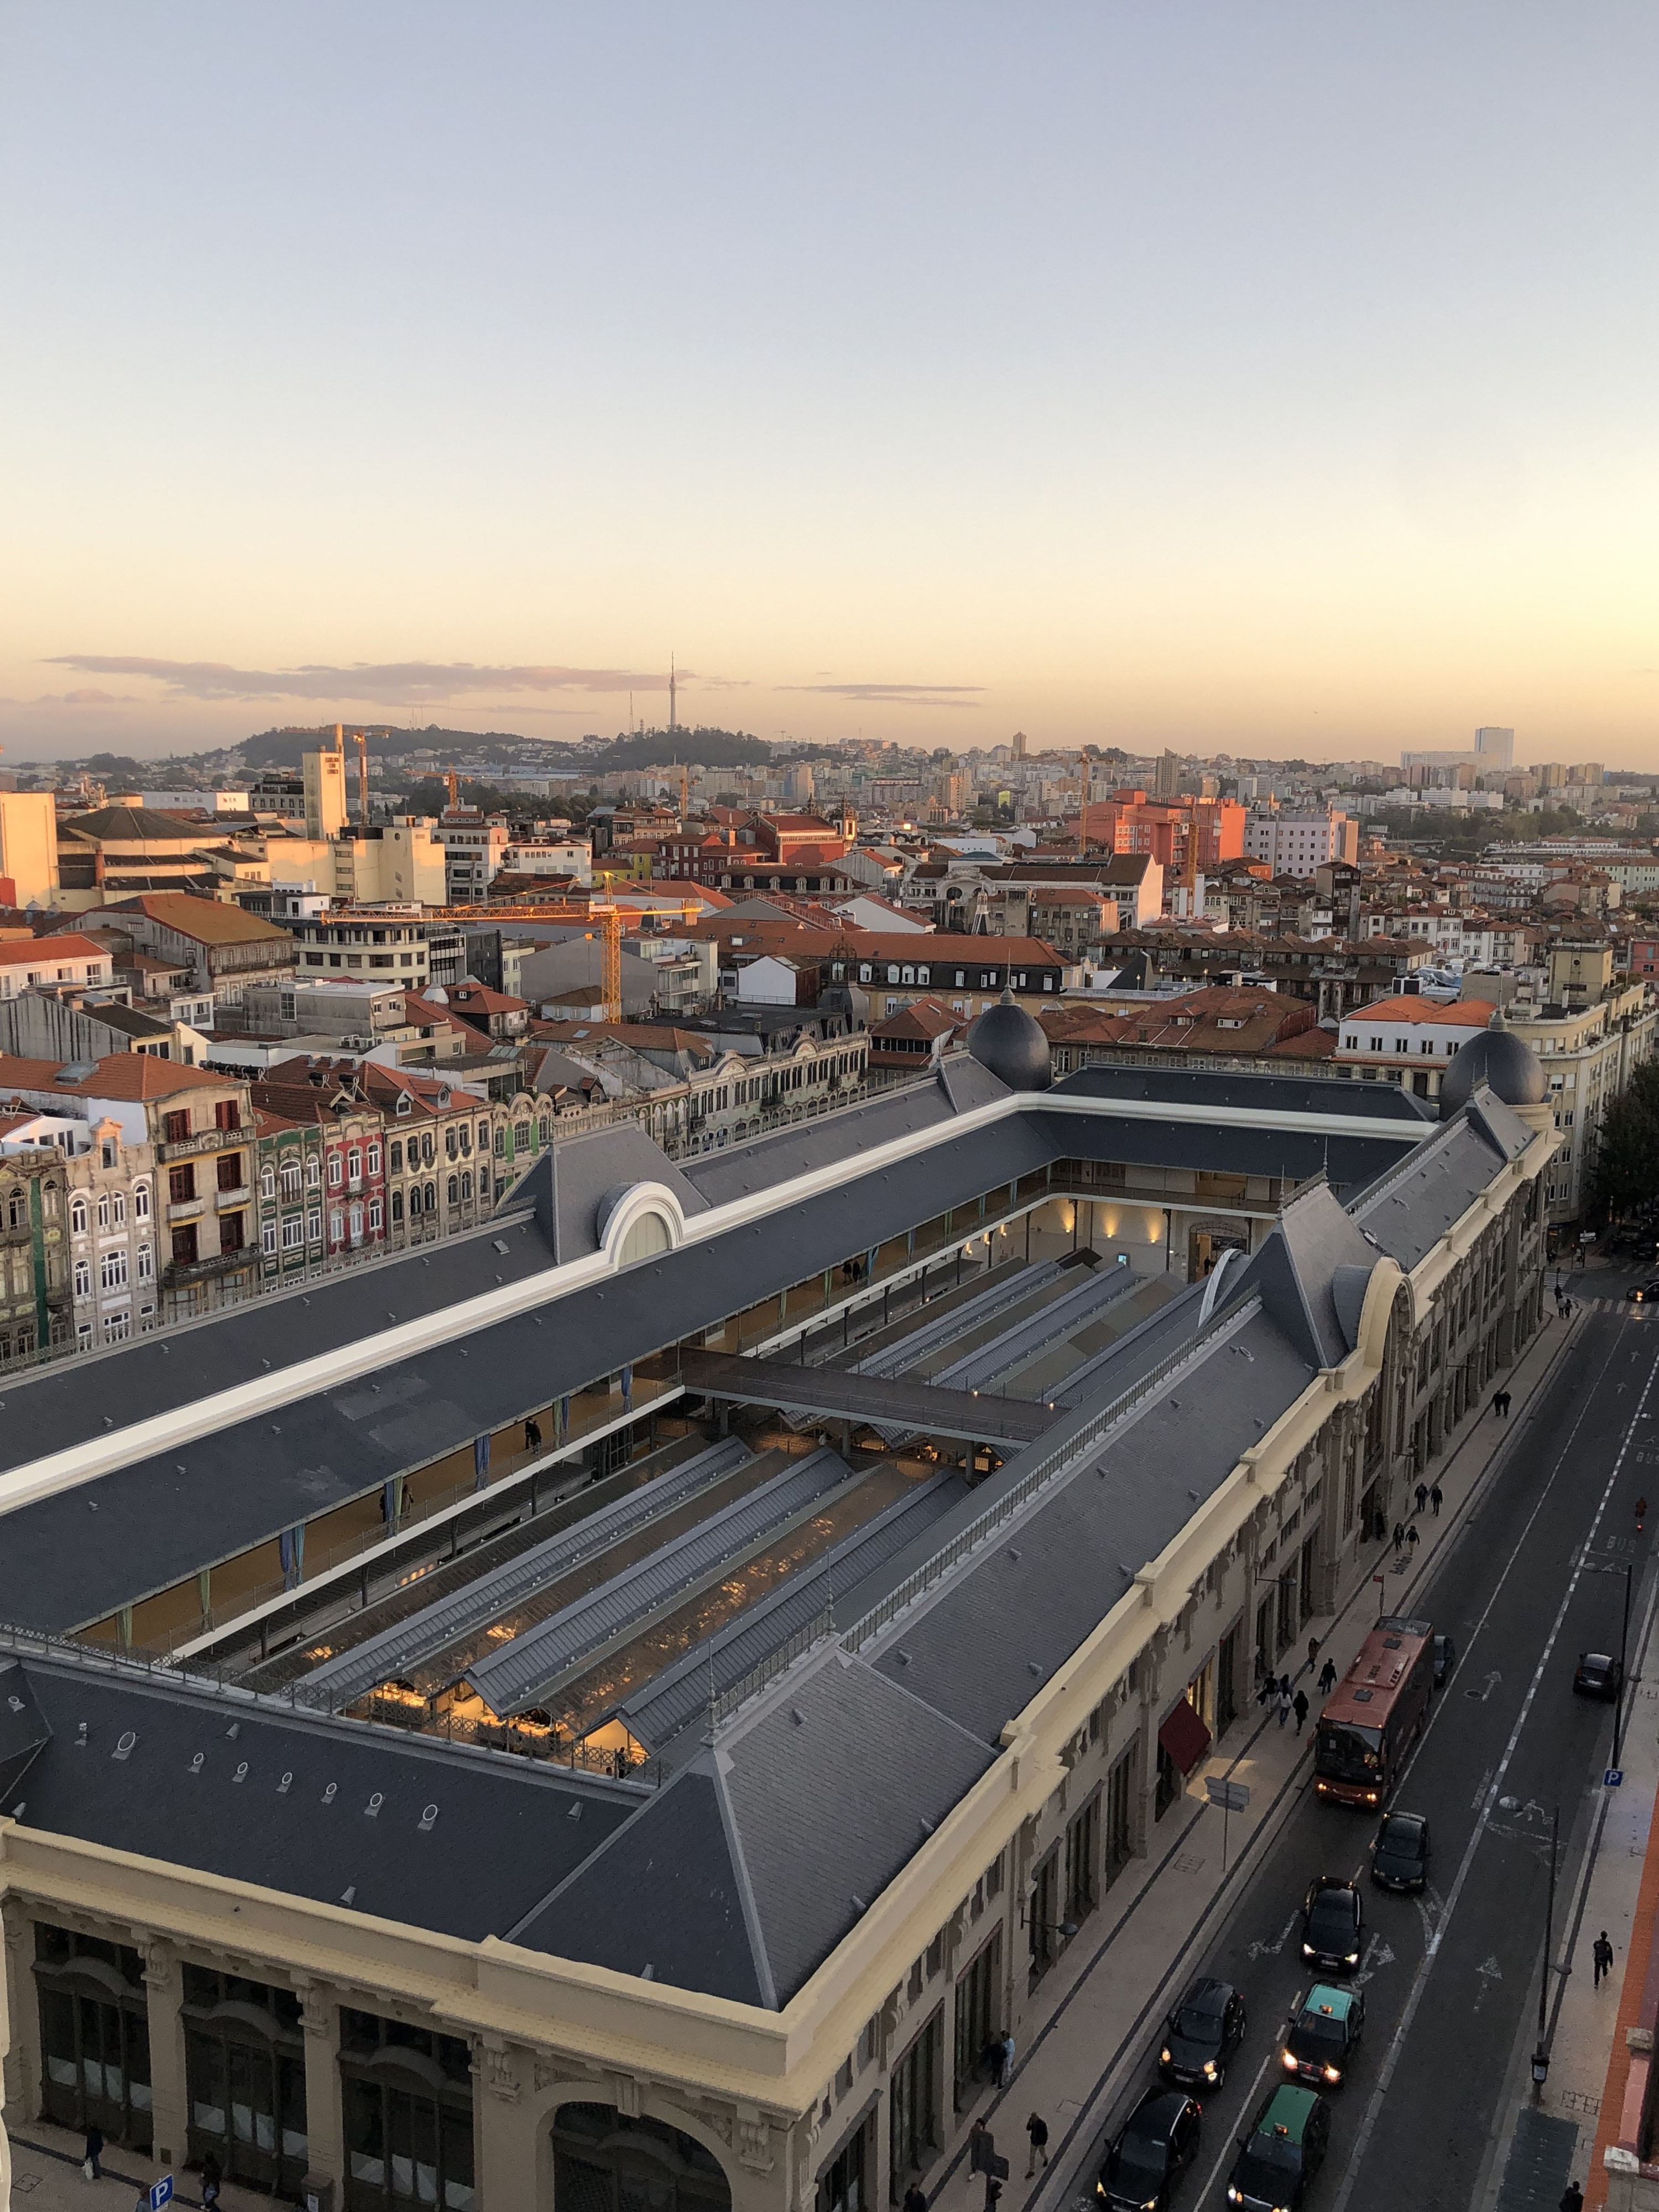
290,909,433,987
1241,806,1359,877
1332,997,1496,1098
0,1136,70,1364
0,934,116,999
55,894,296,1010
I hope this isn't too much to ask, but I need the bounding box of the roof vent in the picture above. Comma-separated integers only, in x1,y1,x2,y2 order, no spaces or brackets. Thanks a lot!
566,1802,582,1820
112,1732,137,1762
418,1804,439,1833
340,1886,356,1906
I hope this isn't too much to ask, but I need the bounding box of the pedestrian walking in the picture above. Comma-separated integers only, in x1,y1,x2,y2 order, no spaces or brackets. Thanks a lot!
524,1415,542,1454
201,2151,223,2205
1406,1522,1421,1556
1318,1656,1338,1696
1293,1688,1309,1733
1307,1634,1320,1670
1392,1522,1405,1559
1560,2184,1583,2212
1430,1483,1443,1517
904,2183,927,2212
1256,1666,1274,1710
82,2124,104,2180
1025,2114,1050,2178
969,2117,993,2174
1490,1391,1504,1418
1594,1931,1615,1988
1501,1390,1512,1415
1276,1683,1292,1728
1414,1481,1428,1514
1000,2031,1016,2089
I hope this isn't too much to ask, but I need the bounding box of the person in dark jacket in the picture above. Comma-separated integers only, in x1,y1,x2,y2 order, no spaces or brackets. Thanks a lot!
1318,1655,1338,1696
83,2124,104,2178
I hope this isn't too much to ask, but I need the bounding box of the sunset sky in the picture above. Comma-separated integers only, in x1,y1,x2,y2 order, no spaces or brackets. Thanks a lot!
3,4,1657,765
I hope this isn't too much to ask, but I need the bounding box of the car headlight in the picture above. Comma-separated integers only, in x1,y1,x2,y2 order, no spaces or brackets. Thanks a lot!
1345,1950,1360,1965
1282,2051,1298,2069
1160,2047,1172,2064
1302,1941,1314,1956
1324,2065,1341,2081
1203,2060,1218,2079
1227,2192,1241,2206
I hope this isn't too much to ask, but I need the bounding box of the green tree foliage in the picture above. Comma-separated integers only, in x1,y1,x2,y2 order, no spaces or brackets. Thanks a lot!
1590,1062,1659,1223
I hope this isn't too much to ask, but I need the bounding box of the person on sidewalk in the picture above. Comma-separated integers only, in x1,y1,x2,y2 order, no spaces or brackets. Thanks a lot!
1430,1482,1443,1517
1276,1682,1292,1728
1415,1480,1429,1514
969,2116,993,2174
1560,2182,1583,2212
82,2124,104,2180
1307,1634,1320,1671
1594,1931,1615,1987
1392,1522,1405,1559
1292,1688,1309,1733
1318,1656,1338,1697
1406,1522,1421,1557
1025,2114,1050,2177
904,2182,927,2212
1000,2031,1016,2088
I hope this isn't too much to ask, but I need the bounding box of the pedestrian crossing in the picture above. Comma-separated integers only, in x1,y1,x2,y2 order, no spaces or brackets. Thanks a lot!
1574,1295,1656,1316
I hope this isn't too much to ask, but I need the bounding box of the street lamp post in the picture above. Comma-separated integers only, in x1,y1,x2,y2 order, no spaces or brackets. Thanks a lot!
1614,1561,1634,1772
1535,1803,1560,2094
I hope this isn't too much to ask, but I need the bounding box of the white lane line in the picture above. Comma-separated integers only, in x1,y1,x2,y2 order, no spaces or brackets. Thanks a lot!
1193,2044,1278,2206
1327,1334,1659,2212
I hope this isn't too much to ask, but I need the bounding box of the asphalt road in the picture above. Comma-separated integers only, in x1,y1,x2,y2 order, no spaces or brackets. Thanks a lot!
1084,1282,1659,2212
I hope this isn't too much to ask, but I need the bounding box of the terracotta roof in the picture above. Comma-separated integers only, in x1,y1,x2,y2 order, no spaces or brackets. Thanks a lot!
1345,996,1496,1026
91,894,293,946
0,934,113,967
0,1051,238,1100
55,806,214,841
869,996,966,1042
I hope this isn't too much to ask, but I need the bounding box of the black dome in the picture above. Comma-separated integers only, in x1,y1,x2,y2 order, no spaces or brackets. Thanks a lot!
1439,1007,1546,1118
968,990,1052,1092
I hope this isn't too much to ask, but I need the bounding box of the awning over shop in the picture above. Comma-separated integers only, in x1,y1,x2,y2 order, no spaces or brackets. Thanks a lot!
1158,1695,1213,1776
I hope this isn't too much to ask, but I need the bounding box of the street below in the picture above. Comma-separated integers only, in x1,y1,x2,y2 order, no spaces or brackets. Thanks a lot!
1073,1282,1659,2211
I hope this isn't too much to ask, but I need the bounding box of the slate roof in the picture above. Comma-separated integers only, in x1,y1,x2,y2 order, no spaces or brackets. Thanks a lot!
0,1650,633,1943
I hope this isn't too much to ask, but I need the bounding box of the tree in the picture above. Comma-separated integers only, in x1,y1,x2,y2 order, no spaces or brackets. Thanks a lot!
1589,1063,1659,1223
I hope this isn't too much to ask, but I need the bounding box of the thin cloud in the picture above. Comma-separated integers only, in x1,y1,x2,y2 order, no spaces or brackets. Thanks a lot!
780,681,984,709
39,687,145,705
46,655,685,705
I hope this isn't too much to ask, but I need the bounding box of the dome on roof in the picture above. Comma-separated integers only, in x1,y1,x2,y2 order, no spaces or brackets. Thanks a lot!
967,990,1051,1092
1439,1004,1546,1118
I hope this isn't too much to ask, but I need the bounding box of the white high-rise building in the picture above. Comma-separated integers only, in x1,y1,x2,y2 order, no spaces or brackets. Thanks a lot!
1243,806,1359,878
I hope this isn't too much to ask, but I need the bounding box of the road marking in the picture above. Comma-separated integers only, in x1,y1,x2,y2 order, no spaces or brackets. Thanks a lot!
1246,1911,1297,1961
1353,1936,1396,1987
1192,2045,1277,2208
1327,1331,1658,2212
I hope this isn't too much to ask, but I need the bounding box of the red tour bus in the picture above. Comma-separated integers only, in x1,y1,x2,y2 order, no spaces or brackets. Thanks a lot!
1314,1614,1434,1807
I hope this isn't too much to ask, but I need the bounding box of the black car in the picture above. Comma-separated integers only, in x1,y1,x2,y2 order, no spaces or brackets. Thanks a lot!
1158,1977,1248,2089
1098,2088,1202,2212
1301,1876,1363,1974
1574,1651,1625,1700
1433,1634,1455,1688
1371,1811,1430,1892
1225,2085,1331,2211
1626,1280,1659,1304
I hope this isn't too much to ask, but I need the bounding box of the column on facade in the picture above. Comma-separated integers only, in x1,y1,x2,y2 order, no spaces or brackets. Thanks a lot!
1,1901,33,2134
296,1979,345,2195
474,2039,545,2207
139,1937,189,2172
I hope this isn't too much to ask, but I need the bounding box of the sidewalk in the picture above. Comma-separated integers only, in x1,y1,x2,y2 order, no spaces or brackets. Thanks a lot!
943,1296,1585,2212
2,2114,270,2211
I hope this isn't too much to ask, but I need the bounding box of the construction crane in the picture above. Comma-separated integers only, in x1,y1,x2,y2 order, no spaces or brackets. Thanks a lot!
352,728,369,828
444,769,460,808
596,870,622,1020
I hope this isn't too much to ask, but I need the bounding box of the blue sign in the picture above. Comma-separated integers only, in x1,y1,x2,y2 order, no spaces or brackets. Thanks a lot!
149,2179,174,2210
1606,1768,1625,1788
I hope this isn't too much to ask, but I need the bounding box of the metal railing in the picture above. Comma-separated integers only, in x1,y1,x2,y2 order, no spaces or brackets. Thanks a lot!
839,1297,1263,1654
709,1603,835,1731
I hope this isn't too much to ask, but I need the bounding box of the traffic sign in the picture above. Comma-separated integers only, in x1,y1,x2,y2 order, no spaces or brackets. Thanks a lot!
1206,1777,1251,1813
149,2179,174,2211
1606,1768,1625,1788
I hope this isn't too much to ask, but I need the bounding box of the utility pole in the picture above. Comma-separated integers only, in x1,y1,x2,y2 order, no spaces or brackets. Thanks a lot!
1614,1559,1634,1771
1533,1802,1560,2093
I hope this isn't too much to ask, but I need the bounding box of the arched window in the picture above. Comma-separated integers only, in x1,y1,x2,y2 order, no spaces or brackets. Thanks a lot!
260,1166,276,1200
407,1186,421,1218
424,1181,436,1212
390,1190,404,1224
446,1175,459,1207
97,1193,111,1232
306,1155,321,1186
133,1183,150,1221
551,2104,730,2212
112,1191,125,1226
73,1259,91,1300
70,1197,88,1235
460,1170,472,1201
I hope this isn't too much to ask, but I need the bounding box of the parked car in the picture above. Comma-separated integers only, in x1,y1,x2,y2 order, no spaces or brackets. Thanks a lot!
1281,1984,1365,2088
1158,1978,1248,2089
1301,1877,1363,1974
1433,1634,1455,1688
1371,1811,1430,1892
1574,1651,1624,1700
1098,2089,1202,2211
1225,2085,1331,2210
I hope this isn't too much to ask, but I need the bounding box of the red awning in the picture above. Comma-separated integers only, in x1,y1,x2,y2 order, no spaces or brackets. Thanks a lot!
1158,1697,1213,1777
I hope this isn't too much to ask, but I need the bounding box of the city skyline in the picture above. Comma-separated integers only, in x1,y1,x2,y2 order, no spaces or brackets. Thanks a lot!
4,5,1658,763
